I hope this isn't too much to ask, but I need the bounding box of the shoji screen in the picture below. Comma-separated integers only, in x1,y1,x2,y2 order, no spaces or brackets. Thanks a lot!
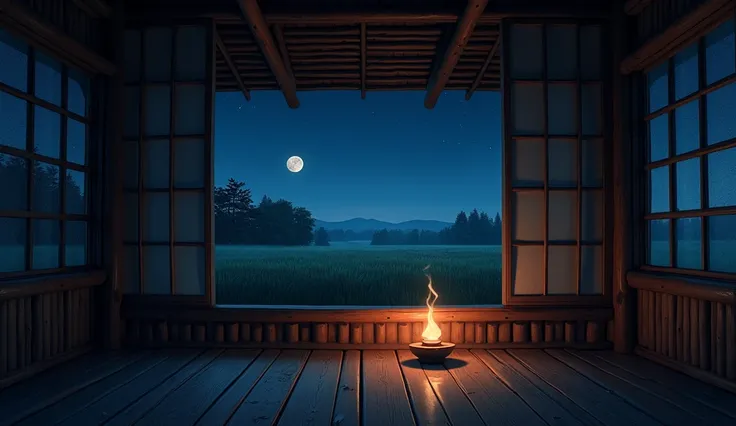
502,21,609,306
121,24,214,302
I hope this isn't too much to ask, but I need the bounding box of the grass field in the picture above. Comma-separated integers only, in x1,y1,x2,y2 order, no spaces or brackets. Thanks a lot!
216,243,502,306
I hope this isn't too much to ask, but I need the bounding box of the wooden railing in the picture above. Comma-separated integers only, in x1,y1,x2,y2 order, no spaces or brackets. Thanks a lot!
0,271,106,389
122,305,613,349
629,271,736,393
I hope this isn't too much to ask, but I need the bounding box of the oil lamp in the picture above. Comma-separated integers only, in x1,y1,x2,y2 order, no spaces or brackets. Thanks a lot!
409,266,455,364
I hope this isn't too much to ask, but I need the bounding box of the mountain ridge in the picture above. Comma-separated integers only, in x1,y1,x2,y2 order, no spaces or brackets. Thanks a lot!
314,217,452,233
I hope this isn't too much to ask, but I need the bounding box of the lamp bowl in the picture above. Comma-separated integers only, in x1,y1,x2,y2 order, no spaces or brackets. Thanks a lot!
409,341,456,364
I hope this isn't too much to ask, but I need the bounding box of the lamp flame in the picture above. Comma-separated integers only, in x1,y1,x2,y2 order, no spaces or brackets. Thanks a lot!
421,265,442,343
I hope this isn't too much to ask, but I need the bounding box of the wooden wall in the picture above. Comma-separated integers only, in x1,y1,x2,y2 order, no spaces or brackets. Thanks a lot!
122,308,614,349
630,0,709,46
0,273,105,389
11,0,104,51
0,0,111,389
630,273,736,391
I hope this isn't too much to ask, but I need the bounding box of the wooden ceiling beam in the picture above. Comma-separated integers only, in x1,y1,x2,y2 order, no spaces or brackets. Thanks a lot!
465,33,500,100
236,0,299,108
424,0,488,109
215,29,251,102
271,24,295,80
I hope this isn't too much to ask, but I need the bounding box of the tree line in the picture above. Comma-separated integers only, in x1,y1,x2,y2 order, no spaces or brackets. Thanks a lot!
215,178,316,246
370,210,502,245
214,178,504,247
0,154,86,245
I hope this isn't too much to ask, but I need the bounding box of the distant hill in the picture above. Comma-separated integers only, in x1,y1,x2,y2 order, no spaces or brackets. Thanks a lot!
314,218,452,233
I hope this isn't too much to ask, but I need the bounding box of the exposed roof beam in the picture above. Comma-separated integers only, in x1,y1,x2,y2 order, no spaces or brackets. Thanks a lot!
215,29,251,102
236,0,299,108
465,33,500,100
424,0,488,109
132,4,609,23
271,24,295,81
360,23,367,99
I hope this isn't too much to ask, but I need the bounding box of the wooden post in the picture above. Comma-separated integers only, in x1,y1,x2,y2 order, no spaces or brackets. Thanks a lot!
104,0,126,350
611,0,636,353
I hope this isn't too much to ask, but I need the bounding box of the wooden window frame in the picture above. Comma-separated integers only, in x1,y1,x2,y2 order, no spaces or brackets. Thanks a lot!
502,19,612,307
641,16,736,283
0,28,96,281
120,21,215,306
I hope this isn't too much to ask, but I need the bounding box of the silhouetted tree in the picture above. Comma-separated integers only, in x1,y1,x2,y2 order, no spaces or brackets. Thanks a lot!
314,227,330,246
213,179,316,246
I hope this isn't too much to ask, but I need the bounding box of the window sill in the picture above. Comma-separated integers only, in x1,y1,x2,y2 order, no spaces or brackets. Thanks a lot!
627,270,736,304
0,270,106,301
123,303,613,323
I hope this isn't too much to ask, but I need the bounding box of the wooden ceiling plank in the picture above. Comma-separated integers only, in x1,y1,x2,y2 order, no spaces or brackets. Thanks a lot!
424,0,488,109
465,31,500,100
360,23,367,99
215,29,252,101
236,0,299,108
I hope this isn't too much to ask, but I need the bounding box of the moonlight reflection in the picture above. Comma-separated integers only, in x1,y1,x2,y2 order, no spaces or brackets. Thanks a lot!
286,156,304,173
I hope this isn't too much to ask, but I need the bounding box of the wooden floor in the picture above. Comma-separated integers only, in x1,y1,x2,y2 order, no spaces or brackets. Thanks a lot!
1,349,735,426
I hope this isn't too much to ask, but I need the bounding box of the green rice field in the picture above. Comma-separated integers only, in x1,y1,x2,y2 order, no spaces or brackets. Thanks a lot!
216,243,503,306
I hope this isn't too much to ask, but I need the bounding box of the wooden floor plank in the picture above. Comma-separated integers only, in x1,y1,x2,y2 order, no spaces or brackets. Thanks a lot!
277,350,343,426
0,351,140,426
105,349,223,426
331,349,360,426
447,349,546,426
472,350,585,426
362,350,415,426
396,350,452,426
547,349,698,426
228,349,310,425
509,349,658,426
197,350,280,425
58,350,203,426
592,350,736,419
570,350,736,424
419,360,484,426
488,350,604,426
16,351,169,425
136,349,260,425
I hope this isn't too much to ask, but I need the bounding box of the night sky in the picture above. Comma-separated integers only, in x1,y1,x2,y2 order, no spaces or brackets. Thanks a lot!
214,90,502,223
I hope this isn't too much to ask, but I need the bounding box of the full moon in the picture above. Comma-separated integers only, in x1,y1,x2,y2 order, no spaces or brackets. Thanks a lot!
286,156,304,173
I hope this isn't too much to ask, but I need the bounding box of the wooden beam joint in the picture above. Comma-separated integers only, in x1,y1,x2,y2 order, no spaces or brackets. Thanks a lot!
424,0,489,109
236,0,299,108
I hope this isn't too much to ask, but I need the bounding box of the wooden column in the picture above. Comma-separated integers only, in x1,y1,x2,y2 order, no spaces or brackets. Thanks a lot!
612,0,636,353
104,0,125,350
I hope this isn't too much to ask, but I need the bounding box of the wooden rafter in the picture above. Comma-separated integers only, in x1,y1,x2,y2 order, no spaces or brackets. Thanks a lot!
271,24,294,80
360,23,366,99
215,29,251,101
236,0,299,108
424,0,488,109
465,32,500,100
